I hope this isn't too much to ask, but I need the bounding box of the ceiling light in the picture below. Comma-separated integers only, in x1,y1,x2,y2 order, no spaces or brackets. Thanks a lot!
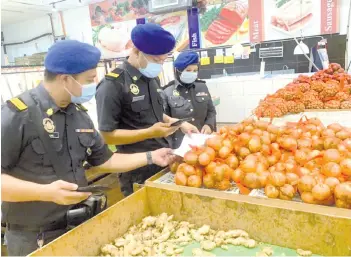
294,41,309,55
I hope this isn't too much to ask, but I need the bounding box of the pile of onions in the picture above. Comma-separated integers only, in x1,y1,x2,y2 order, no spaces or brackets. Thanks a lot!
171,117,351,209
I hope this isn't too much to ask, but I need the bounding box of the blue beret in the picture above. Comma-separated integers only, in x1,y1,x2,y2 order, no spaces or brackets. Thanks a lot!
131,23,176,55
174,51,199,70
44,40,101,74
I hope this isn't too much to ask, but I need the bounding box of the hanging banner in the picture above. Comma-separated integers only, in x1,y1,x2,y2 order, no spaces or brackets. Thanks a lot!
248,0,264,43
321,0,339,34
187,8,201,49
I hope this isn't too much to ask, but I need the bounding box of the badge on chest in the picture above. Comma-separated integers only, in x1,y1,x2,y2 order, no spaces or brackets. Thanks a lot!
130,84,140,95
196,92,208,97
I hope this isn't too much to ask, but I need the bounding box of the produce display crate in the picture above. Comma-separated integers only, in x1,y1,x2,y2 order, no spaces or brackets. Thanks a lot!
29,185,351,256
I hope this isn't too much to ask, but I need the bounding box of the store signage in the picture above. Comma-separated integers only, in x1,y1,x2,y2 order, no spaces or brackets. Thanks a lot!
321,0,339,34
187,8,201,49
248,0,264,43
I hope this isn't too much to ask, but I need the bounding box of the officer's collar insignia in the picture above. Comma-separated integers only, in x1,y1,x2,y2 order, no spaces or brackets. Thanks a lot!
157,88,162,93
132,76,138,81
46,108,54,117
130,84,140,95
43,118,55,133
173,90,180,96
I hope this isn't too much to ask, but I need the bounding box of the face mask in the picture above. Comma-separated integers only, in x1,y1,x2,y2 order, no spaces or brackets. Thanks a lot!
65,77,97,104
180,71,198,84
138,53,162,78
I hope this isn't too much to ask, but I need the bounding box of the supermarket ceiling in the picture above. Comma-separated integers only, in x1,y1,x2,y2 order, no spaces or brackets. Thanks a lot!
1,0,104,25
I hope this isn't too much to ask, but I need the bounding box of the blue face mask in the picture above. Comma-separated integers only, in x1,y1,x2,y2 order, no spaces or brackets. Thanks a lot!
138,53,162,78
66,77,97,104
180,71,198,84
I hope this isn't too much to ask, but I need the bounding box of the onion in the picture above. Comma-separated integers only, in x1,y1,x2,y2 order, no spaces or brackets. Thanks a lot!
301,192,315,204
215,180,231,190
335,199,351,209
256,162,267,173
213,164,226,181
255,120,269,130
261,144,271,156
297,138,312,149
195,166,204,178
243,173,261,189
290,129,302,139
325,177,340,192
218,146,231,159
279,184,295,200
183,164,196,176
280,137,297,151
275,162,286,172
248,137,262,153
175,171,187,186
205,162,216,174
321,162,341,177
203,174,215,188
265,184,279,198
170,161,180,173
336,130,350,140
312,183,331,200
316,195,335,206
295,150,307,165
267,124,279,134
244,125,254,133
298,175,316,192
258,171,270,187
206,136,223,151
239,133,251,145
314,173,326,184
322,128,336,137
343,139,351,151
327,123,343,132
312,138,324,150
323,149,341,163
223,164,233,181
340,159,351,176
225,154,239,169
222,138,233,149
240,159,257,173
184,151,198,165
285,162,296,173
198,152,211,166
305,124,317,134
267,155,279,166
334,182,351,202
204,147,216,161
177,163,188,173
286,173,299,186
269,172,286,187
187,175,202,188
231,168,245,183
324,137,341,149
232,123,244,133
251,129,263,136
298,167,311,177
238,147,250,159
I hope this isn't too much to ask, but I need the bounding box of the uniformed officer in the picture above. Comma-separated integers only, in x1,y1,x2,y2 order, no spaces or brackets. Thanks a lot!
162,51,217,148
1,40,175,256
96,23,199,197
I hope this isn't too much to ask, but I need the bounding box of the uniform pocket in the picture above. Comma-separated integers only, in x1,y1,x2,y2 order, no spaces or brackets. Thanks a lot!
168,96,185,108
78,134,96,148
131,100,150,112
31,138,46,154
195,95,210,103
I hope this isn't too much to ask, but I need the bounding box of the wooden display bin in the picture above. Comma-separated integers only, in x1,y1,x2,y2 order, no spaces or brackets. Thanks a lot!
30,182,351,256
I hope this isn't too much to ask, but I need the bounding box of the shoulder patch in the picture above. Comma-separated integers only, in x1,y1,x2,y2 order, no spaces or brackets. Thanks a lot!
7,97,28,111
76,104,88,112
106,72,120,78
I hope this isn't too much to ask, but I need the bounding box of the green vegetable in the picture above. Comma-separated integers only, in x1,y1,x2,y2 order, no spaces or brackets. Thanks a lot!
200,4,223,32
275,0,290,8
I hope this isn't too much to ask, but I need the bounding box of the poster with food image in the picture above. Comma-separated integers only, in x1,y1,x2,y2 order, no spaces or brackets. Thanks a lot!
89,0,148,26
92,20,136,59
200,0,249,48
265,0,321,40
147,11,189,52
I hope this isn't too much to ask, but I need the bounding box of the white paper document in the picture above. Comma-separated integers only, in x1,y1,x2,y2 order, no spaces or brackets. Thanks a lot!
173,133,215,157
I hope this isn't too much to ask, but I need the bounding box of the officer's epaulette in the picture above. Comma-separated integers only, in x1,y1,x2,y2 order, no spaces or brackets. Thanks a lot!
6,97,28,112
75,104,88,112
105,68,124,81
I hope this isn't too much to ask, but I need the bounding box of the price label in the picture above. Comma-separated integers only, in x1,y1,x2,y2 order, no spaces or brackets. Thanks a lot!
200,57,210,66
214,56,224,64
224,56,234,64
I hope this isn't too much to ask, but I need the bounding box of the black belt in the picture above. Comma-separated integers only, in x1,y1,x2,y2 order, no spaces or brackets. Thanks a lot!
6,220,67,232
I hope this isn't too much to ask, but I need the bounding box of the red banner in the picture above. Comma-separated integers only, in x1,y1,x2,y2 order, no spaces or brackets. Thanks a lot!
248,0,264,43
321,0,339,34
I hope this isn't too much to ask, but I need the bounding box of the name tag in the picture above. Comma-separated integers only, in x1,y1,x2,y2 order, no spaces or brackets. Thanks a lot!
196,92,208,97
49,132,60,139
132,95,145,102
75,129,94,133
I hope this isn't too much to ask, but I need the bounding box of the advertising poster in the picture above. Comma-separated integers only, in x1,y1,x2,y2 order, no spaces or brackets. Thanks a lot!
148,11,189,52
89,0,148,26
92,20,136,59
199,0,249,48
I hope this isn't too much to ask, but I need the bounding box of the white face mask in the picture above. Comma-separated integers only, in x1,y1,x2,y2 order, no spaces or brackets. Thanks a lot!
180,71,198,84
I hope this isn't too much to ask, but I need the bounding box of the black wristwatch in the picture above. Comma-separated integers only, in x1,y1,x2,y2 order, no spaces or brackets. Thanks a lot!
146,151,153,165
